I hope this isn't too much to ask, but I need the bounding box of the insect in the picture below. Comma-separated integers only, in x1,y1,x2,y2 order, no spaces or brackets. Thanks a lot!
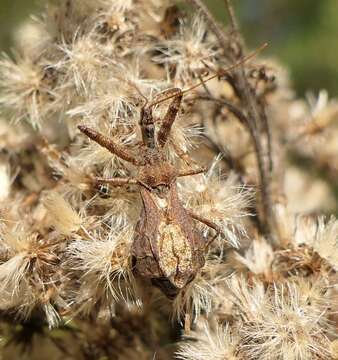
78,46,265,299
78,88,220,299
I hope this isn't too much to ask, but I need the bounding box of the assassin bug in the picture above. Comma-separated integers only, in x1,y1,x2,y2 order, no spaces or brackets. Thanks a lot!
78,46,266,299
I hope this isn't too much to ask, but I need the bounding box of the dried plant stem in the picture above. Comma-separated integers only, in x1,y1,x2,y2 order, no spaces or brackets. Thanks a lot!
223,0,278,245
224,0,238,33
0,0,337,357
224,0,278,244
189,0,280,246
197,95,268,231
187,0,230,51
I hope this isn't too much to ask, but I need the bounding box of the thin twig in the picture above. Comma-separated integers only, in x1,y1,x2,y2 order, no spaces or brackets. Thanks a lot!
197,73,212,96
196,95,248,126
225,1,278,244
224,0,240,38
258,98,274,171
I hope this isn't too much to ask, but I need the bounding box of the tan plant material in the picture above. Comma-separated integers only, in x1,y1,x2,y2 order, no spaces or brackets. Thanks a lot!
0,0,337,358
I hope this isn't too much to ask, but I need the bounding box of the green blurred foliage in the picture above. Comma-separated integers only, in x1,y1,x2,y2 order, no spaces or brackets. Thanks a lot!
206,0,338,96
0,0,38,50
0,0,337,96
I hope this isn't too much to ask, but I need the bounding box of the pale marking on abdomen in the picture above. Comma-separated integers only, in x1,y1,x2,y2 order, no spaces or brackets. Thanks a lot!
157,221,192,288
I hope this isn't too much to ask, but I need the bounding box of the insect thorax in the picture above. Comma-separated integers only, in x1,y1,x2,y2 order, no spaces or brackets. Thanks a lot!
138,159,177,189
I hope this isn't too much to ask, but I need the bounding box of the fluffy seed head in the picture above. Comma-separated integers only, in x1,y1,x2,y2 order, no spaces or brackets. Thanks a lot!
66,224,135,312
153,15,220,84
42,191,82,235
293,215,338,270
173,259,233,322
180,157,252,248
0,56,57,128
55,35,109,95
235,237,274,278
312,216,338,270
176,321,240,360
0,225,61,327
228,276,333,360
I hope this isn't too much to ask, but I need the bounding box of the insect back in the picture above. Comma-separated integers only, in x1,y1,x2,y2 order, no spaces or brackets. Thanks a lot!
131,184,206,300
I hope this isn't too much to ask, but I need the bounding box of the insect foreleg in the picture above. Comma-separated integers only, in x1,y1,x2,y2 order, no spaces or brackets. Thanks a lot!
157,89,183,148
178,167,206,177
78,125,142,166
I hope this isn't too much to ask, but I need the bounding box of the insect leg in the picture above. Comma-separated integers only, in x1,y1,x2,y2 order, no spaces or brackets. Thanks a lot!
178,167,206,177
186,210,222,247
78,125,142,166
151,87,181,106
171,141,201,168
95,177,139,186
95,177,152,191
156,88,183,148
139,88,182,149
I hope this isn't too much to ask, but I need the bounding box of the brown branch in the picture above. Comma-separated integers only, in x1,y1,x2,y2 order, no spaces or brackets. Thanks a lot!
188,0,231,52
224,0,240,40
223,0,278,244
196,95,248,126
189,0,280,246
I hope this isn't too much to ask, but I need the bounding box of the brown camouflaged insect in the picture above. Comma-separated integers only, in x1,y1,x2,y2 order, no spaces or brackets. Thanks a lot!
78,87,220,299
78,47,265,299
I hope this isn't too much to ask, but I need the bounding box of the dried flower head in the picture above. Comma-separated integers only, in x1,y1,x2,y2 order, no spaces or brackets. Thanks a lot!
180,157,252,248
0,55,58,129
235,237,274,279
66,224,136,314
55,34,110,96
0,224,62,327
153,15,220,84
312,216,338,270
228,276,333,360
173,259,232,322
293,215,338,270
42,191,82,235
176,321,240,360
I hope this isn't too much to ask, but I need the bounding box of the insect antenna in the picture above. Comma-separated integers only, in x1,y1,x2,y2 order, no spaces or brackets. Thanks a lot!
148,42,268,108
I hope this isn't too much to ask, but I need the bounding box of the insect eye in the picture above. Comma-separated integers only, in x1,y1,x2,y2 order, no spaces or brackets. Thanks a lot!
97,184,110,198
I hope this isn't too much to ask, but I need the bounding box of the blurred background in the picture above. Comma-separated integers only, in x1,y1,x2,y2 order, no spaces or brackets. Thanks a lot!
0,0,337,96
208,0,338,97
